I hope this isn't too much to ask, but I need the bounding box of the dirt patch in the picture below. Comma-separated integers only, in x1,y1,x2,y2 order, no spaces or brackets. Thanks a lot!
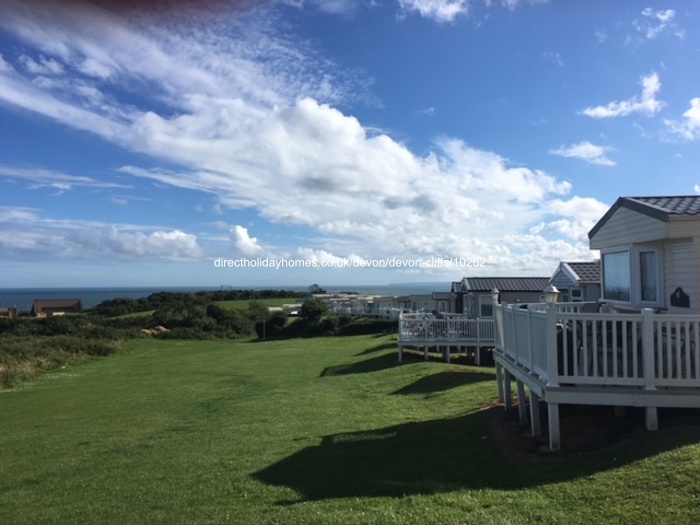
487,400,700,462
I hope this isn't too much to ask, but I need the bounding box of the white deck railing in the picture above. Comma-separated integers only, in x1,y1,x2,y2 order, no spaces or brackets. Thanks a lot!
328,305,403,319
398,314,495,345
494,304,700,390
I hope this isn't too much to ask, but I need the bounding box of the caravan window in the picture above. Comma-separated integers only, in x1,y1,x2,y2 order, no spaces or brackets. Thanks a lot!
479,296,493,318
603,251,631,302
639,249,659,303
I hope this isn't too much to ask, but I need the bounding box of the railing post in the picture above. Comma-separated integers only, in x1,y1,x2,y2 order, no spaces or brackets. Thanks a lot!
642,308,656,391
527,306,533,368
493,304,501,349
508,304,520,364
546,306,559,387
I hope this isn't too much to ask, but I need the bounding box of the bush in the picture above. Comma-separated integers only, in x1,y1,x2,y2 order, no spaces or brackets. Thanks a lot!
338,318,397,336
0,336,124,389
299,299,327,324
255,312,288,340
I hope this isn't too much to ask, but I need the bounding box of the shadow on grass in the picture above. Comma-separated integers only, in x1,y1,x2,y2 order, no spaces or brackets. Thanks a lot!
320,353,399,377
253,407,700,503
355,342,398,356
391,371,492,396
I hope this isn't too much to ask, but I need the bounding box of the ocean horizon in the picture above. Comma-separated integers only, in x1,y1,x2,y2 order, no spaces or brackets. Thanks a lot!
0,282,452,312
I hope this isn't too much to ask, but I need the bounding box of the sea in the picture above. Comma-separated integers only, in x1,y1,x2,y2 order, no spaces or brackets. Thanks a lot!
0,283,452,312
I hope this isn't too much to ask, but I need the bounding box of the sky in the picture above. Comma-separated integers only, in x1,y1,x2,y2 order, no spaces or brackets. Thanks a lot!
1,0,699,289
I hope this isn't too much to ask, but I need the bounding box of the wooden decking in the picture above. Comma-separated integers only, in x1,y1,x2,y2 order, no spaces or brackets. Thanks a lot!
397,314,495,364
493,303,700,450
396,302,700,451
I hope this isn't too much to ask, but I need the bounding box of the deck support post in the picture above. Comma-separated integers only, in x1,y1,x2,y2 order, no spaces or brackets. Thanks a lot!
398,345,403,363
645,407,658,431
424,346,429,361
517,380,528,426
445,346,451,364
495,363,504,403
642,308,656,391
475,346,481,366
529,390,541,436
641,309,658,431
548,402,561,451
503,370,512,411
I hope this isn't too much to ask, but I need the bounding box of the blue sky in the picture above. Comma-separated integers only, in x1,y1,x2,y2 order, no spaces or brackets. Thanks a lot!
1,0,699,289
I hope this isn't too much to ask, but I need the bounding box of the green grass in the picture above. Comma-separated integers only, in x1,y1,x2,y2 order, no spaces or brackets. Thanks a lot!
216,297,297,310
1,335,700,524
109,309,156,319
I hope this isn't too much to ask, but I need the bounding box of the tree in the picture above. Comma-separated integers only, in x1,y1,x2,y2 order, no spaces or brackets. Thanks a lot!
299,298,327,324
246,301,271,323
308,283,327,294
255,312,287,340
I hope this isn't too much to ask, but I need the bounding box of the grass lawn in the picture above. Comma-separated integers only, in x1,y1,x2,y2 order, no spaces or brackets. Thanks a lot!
1,335,700,524
216,298,297,310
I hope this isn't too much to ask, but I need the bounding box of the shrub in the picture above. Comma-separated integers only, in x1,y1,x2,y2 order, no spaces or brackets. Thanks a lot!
0,336,124,389
255,312,288,340
299,298,327,324
338,318,397,336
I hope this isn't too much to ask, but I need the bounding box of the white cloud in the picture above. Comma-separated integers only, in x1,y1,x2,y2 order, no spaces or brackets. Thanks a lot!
288,0,548,22
664,98,700,141
19,54,65,75
295,247,354,266
0,0,599,276
279,0,362,15
398,0,469,22
493,0,550,9
0,207,203,261
580,72,663,119
0,54,11,72
634,8,682,40
0,206,40,222
528,197,609,245
0,166,130,191
549,141,616,166
231,225,266,256
543,51,563,67
95,229,203,259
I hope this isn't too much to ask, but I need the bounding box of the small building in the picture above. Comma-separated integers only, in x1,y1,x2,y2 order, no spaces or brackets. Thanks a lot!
282,303,303,316
491,195,700,451
406,294,436,313
451,280,466,314
396,295,411,312
454,277,551,318
548,261,601,303
589,195,700,313
431,292,455,313
0,307,18,319
398,277,550,364
31,299,83,317
372,295,401,318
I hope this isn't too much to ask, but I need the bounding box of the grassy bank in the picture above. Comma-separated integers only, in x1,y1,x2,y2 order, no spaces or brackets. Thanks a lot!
0,335,124,389
216,297,295,310
1,335,700,524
